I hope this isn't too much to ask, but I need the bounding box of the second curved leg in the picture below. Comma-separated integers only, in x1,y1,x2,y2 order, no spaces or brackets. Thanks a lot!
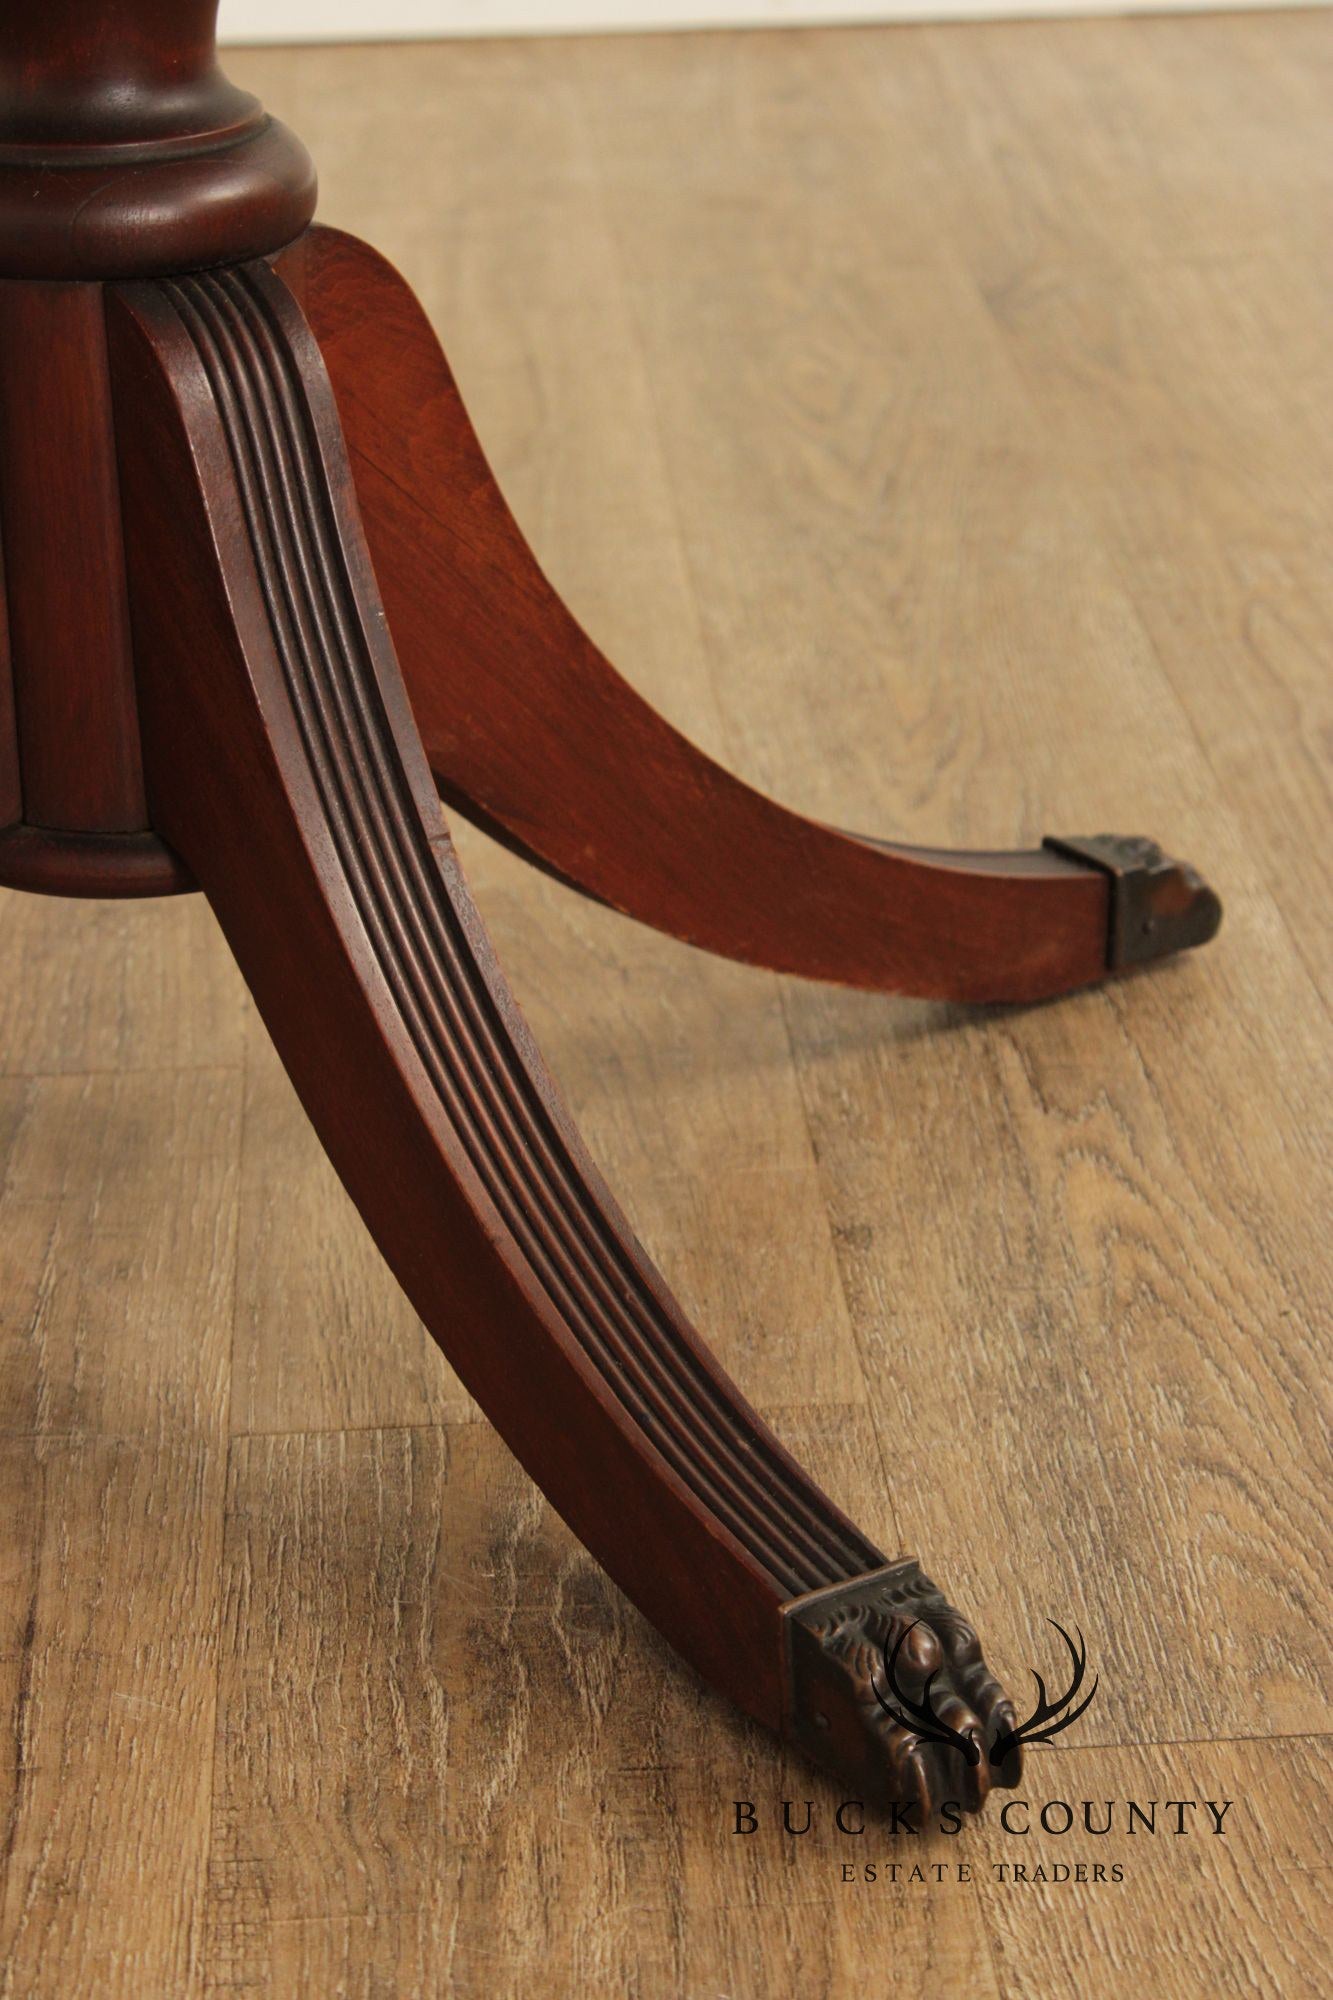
290,226,1221,1006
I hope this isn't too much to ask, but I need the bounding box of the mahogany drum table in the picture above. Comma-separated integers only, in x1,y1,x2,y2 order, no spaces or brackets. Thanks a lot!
0,1,1221,1817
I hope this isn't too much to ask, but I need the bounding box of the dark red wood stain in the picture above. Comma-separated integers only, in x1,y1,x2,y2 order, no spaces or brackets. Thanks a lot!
300,226,1116,1004
0,281,147,831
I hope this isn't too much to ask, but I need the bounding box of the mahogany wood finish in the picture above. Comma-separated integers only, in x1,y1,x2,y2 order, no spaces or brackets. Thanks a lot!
0,271,197,891
297,226,1220,1003
107,260,1010,1814
0,0,1222,1819
0,522,17,829
0,280,146,831
0,1,314,279
0,825,191,897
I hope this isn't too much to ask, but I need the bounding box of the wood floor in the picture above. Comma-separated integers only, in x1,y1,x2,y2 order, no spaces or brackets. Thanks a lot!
2,13,1329,1995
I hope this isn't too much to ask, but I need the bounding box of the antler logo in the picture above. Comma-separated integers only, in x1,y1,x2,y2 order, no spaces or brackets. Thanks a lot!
874,1619,1099,1768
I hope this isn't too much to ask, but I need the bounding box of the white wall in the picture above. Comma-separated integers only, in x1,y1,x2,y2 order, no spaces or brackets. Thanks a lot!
219,0,1307,42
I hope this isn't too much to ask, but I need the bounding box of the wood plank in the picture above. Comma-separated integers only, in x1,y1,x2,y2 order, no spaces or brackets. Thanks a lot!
231,1021,476,1434
564,20,1331,1756
202,1411,1330,1998
975,1737,1328,2000
977,251,1332,995
206,1414,985,1997
0,890,247,1078
0,1434,222,1997
0,1068,240,1995
870,18,1332,993
0,1068,239,1438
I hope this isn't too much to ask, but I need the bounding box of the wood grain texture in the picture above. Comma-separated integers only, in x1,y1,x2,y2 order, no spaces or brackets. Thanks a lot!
0,1066,238,1994
106,257,1011,1819
0,523,18,831
0,2,315,281
301,223,1154,1006
971,1738,1329,2000
1,15,1330,1998
206,1421,1325,1999
231,1019,478,1435
0,282,146,832
561,14,1331,1755
207,1418,1001,1998
0,889,247,1077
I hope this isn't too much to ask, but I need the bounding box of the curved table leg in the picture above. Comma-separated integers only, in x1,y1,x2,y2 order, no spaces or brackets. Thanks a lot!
106,258,1015,1817
291,225,1220,1005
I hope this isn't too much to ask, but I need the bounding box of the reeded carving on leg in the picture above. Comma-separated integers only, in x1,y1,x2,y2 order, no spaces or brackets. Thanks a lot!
111,255,967,1794
783,1560,1020,1818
